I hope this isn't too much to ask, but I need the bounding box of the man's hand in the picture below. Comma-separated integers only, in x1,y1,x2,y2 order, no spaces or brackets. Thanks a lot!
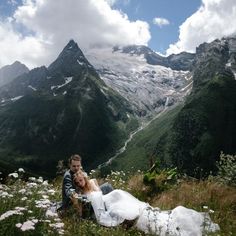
70,192,82,217
71,192,79,199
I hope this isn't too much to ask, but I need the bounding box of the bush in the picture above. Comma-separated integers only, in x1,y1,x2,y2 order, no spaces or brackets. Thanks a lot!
143,161,178,194
216,152,236,186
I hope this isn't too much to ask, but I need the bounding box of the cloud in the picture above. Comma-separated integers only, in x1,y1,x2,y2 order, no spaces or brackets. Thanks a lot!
0,0,150,69
7,0,18,6
167,0,236,55
0,20,48,69
153,17,170,28
104,0,130,6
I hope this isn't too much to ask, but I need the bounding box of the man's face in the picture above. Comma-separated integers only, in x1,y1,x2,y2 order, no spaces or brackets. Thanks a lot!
70,160,81,173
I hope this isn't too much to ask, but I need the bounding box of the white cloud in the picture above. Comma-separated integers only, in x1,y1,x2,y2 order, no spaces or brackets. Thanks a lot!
153,17,170,28
7,0,18,6
0,0,150,69
167,0,236,55
0,20,48,69
105,0,130,6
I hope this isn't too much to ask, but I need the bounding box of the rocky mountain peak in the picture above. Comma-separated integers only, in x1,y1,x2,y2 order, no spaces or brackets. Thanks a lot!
115,45,153,56
63,39,80,53
48,39,93,75
192,37,236,91
0,61,29,87
112,44,195,71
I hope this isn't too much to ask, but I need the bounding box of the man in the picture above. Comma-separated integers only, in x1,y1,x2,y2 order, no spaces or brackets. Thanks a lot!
60,154,113,216
61,154,82,210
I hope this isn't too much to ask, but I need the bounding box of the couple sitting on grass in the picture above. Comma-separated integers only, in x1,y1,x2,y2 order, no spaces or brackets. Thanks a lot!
60,154,220,235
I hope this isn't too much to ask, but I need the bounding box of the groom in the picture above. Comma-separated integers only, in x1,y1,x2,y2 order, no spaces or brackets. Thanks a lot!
60,154,113,216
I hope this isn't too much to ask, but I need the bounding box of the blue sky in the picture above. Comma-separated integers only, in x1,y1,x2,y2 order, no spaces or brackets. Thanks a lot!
112,0,201,53
0,0,235,68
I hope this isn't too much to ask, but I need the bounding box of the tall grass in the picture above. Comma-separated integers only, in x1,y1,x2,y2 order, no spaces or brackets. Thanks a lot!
0,168,235,235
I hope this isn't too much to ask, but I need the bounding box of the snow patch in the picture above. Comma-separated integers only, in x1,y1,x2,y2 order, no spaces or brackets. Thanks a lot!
51,77,73,90
11,96,23,101
77,59,84,66
28,85,37,91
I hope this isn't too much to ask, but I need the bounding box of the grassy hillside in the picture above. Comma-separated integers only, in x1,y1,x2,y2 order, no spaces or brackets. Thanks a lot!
104,104,183,174
108,72,236,178
0,162,235,235
161,73,236,177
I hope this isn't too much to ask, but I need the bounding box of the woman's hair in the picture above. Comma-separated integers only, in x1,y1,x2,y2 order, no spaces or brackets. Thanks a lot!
73,170,92,193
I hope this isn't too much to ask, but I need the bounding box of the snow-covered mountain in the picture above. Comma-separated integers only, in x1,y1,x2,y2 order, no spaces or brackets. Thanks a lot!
85,46,193,117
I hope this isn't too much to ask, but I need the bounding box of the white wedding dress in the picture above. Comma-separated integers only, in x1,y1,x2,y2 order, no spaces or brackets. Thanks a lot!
86,189,220,236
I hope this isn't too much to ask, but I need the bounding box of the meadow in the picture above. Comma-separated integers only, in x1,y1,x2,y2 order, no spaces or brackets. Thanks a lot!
0,153,235,235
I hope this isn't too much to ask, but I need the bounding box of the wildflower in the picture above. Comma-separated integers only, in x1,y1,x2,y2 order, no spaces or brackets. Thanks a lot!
48,189,56,195
21,197,28,201
203,206,208,209
37,177,43,183
41,219,51,223
28,177,36,182
8,172,19,178
42,180,49,186
58,229,65,235
49,222,64,229
15,207,27,211
35,199,51,208
46,209,58,218
0,191,10,198
26,182,38,188
16,220,36,231
26,191,33,196
19,189,26,194
32,219,39,224
0,207,26,221
0,210,21,221
18,168,25,173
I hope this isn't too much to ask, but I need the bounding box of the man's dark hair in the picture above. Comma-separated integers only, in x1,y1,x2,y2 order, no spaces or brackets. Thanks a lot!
69,154,82,165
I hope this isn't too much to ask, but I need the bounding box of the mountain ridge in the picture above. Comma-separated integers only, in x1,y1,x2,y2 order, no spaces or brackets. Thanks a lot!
0,40,135,177
0,61,29,87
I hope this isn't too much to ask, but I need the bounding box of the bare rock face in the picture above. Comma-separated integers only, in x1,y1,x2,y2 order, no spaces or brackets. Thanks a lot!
0,61,29,87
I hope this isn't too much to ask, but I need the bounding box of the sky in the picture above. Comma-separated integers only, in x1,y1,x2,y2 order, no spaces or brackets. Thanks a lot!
0,0,236,69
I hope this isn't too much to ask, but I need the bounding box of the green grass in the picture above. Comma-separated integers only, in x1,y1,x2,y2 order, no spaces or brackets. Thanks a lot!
108,104,183,173
0,169,235,235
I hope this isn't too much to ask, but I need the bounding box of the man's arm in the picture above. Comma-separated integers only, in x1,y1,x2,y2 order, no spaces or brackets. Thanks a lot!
63,172,76,198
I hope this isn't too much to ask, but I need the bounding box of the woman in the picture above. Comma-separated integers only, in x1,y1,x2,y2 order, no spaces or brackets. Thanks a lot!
73,170,220,235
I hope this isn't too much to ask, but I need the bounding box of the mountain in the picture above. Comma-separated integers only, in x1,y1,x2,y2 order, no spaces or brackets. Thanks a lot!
0,61,29,87
85,45,193,117
0,40,136,177
164,37,236,177
107,37,236,177
114,45,195,71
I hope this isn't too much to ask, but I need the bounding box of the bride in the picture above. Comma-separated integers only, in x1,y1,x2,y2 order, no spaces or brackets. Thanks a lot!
73,170,220,236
